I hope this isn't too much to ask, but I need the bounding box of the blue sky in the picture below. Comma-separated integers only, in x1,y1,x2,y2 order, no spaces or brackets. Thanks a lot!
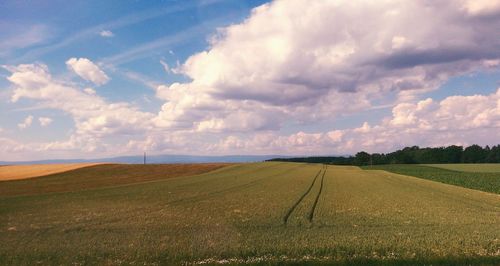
0,0,499,161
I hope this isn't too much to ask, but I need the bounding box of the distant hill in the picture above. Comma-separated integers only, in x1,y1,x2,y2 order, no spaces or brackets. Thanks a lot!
0,154,292,165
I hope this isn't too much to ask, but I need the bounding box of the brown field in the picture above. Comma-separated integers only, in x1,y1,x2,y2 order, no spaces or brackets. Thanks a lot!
0,163,233,197
0,163,105,181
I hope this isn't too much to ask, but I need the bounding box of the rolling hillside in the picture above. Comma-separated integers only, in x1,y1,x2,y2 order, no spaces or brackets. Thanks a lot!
0,162,498,265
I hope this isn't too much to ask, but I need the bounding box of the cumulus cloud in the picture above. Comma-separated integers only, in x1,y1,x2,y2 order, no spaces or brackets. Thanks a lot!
2,0,500,160
99,30,114,38
0,137,29,156
18,115,33,129
199,88,500,155
2,71,499,159
154,0,500,133
39,117,53,127
134,86,500,156
6,63,154,143
462,0,500,15
66,58,110,85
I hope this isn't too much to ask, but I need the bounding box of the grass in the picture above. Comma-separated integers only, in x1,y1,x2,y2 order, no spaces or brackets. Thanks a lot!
362,164,500,194
0,163,231,197
424,163,500,173
0,162,499,265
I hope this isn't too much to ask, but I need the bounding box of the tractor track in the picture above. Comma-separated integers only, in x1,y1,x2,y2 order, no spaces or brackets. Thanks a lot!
282,167,324,225
308,165,327,222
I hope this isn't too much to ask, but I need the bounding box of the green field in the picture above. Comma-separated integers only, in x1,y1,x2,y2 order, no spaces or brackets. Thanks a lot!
363,164,500,194
425,164,500,173
1,162,499,265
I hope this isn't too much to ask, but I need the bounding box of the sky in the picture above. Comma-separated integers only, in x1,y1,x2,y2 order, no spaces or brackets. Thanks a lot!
0,0,499,161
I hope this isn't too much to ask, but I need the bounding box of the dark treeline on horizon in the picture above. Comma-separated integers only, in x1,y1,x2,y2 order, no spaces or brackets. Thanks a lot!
267,144,500,166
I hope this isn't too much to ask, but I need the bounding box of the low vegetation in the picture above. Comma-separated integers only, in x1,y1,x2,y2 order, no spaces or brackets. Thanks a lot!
363,164,500,194
1,162,498,265
425,163,500,173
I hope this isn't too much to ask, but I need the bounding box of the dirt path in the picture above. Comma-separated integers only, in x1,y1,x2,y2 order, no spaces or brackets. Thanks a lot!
0,163,106,181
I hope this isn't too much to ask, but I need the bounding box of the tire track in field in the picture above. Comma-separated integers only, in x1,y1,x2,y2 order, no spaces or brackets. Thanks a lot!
283,167,324,225
78,165,309,227
308,165,327,222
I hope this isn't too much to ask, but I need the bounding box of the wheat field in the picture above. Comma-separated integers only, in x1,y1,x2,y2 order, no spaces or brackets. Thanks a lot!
0,162,498,265
0,163,104,181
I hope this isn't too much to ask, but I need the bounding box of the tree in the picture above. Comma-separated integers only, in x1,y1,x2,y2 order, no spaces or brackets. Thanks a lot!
486,145,500,163
354,151,371,166
444,145,463,163
463,144,487,163
371,153,388,164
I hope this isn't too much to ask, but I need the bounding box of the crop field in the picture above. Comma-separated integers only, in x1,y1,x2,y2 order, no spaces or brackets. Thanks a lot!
0,163,230,197
0,163,104,181
424,164,500,173
364,164,500,194
0,162,499,265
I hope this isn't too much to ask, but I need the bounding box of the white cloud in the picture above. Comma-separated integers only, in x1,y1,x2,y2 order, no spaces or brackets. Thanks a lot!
265,88,500,154
99,30,114,38
66,58,110,85
154,0,500,133
0,137,29,156
160,60,170,73
6,63,154,143
18,115,33,129
391,36,409,50
84,88,96,95
39,117,53,127
2,0,500,160
462,0,500,15
119,87,500,157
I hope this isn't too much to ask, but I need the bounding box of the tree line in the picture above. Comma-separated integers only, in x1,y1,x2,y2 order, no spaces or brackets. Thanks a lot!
267,144,500,166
